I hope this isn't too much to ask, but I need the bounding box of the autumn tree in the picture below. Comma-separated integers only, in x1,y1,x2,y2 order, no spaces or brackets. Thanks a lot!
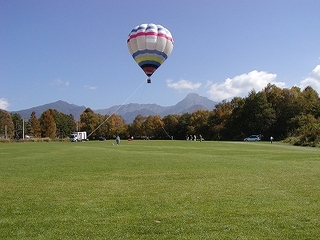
28,111,41,138
94,114,109,138
0,110,14,138
40,109,56,138
106,114,127,139
79,108,99,139
143,115,164,139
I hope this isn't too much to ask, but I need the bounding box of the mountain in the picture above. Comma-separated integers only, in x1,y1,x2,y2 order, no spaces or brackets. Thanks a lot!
95,103,169,116
11,100,87,120
96,93,217,123
163,93,216,115
11,93,217,123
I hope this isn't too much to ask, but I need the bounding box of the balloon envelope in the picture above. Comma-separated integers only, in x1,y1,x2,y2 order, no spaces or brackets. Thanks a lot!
127,23,174,78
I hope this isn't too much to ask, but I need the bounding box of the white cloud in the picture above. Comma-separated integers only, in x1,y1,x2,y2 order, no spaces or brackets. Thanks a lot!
207,70,285,101
300,65,320,92
0,98,9,110
166,79,201,90
84,85,97,90
50,79,69,86
311,65,320,78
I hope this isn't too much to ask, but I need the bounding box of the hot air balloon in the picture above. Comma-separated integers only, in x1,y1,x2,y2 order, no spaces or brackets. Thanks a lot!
127,23,174,83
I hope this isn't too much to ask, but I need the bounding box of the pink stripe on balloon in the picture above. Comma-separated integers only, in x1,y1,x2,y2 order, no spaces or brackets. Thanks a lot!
127,32,173,42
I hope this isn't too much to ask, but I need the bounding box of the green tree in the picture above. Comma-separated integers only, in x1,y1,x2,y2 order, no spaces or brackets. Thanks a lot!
130,114,147,138
189,110,210,138
300,86,320,117
162,115,179,139
270,87,303,139
291,120,320,147
207,100,234,140
49,109,76,139
240,90,275,137
289,114,317,132
176,113,191,140
11,113,24,139
223,97,245,140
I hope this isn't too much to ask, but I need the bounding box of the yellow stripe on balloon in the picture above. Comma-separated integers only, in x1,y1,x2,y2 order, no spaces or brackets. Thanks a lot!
135,55,164,64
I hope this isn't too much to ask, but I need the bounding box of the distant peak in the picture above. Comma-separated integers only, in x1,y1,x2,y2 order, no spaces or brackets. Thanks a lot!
186,93,199,97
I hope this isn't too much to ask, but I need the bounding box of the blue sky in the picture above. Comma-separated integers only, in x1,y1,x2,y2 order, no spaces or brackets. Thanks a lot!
1,0,320,111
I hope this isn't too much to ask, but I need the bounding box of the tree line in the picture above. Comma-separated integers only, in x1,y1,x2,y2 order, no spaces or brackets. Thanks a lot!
1,84,320,146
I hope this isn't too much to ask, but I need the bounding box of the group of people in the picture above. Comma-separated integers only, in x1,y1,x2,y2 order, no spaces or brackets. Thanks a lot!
186,134,203,142
115,135,273,143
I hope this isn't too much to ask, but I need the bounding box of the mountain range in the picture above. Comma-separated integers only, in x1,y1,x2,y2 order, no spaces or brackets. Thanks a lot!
12,93,217,123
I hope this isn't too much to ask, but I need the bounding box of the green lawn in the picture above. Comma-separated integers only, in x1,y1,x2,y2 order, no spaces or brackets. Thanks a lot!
1,140,320,239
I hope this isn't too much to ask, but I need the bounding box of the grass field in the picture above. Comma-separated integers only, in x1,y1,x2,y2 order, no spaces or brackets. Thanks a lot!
1,140,320,239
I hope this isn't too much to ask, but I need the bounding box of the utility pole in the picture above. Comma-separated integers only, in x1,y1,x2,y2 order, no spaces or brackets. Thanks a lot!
22,119,25,140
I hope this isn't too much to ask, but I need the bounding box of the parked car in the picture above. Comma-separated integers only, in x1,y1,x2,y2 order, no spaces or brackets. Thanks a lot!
244,135,261,141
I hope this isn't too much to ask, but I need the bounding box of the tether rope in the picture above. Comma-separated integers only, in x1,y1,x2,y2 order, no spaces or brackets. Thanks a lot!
87,79,146,138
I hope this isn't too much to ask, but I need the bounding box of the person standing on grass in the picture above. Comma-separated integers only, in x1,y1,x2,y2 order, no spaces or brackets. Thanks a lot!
270,136,274,144
116,135,120,145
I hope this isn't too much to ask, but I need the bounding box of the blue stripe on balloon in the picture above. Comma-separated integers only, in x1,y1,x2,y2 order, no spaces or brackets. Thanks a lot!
138,60,161,68
132,49,168,59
